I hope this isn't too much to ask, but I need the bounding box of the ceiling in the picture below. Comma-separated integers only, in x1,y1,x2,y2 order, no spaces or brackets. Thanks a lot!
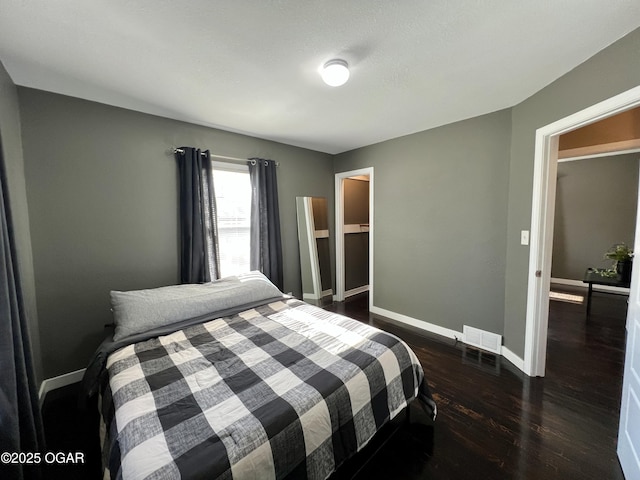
1,1,639,155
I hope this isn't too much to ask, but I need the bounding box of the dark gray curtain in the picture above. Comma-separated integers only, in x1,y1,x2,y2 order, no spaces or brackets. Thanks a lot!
176,147,220,283
248,158,283,290
0,135,45,480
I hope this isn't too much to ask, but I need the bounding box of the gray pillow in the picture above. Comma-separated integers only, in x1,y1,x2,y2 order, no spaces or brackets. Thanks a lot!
110,271,283,341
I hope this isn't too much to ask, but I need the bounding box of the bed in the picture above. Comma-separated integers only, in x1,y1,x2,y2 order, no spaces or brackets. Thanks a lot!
82,272,436,480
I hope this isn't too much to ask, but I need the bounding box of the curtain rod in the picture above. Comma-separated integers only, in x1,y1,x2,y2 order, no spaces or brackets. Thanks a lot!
173,148,279,166
173,148,245,163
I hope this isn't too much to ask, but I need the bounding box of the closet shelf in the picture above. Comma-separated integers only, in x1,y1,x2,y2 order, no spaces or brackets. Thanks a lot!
344,224,369,234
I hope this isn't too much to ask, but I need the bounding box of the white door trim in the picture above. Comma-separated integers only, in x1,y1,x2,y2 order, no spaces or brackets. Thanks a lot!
525,85,640,377
617,163,640,479
335,167,374,309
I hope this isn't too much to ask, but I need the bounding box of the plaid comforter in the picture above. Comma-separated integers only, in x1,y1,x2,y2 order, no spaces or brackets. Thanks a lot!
100,297,434,480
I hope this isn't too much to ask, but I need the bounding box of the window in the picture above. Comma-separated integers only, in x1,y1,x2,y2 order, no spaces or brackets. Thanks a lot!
212,162,251,277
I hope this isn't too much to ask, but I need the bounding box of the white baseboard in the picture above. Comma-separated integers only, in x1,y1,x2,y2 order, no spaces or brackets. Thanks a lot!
38,368,86,406
551,277,630,294
501,346,525,372
370,305,463,341
550,277,584,288
345,285,369,298
302,289,333,301
370,305,528,374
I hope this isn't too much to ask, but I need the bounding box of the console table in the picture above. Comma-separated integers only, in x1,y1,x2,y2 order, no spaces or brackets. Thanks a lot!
583,268,630,316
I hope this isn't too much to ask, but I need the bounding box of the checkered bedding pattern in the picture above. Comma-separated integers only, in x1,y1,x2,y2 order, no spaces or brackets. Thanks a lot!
102,298,428,480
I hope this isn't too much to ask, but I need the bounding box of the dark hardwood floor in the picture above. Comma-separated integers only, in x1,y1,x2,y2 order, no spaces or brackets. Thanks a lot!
325,286,626,480
42,285,627,479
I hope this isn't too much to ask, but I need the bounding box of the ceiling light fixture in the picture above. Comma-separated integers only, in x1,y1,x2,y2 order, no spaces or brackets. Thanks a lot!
321,59,350,87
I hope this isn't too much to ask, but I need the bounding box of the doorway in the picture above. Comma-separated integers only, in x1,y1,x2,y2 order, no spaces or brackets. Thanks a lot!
550,152,638,293
526,86,640,479
335,167,374,309
525,85,640,377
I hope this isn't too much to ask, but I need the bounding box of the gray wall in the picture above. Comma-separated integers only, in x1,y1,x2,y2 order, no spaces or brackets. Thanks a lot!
344,178,369,290
504,27,640,356
335,109,512,335
18,88,333,378
344,233,369,291
552,155,638,280
344,178,370,225
334,27,640,358
0,61,42,383
11,25,640,380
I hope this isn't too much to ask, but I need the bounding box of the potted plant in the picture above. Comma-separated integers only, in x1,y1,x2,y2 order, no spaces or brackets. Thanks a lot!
604,243,633,282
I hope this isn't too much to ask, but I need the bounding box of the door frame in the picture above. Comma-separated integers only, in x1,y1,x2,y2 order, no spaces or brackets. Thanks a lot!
617,163,640,480
525,85,640,377
335,167,374,309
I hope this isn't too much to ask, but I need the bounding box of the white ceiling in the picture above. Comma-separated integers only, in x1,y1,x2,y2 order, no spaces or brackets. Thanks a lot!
1,1,639,155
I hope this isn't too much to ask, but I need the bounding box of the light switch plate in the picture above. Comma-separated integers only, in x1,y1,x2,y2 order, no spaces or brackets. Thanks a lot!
521,230,529,246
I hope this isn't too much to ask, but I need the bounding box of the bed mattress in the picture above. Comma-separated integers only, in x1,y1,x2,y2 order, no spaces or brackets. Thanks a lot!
85,296,435,480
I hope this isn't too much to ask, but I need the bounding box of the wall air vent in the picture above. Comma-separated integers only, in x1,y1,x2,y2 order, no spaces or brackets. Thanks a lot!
462,325,502,355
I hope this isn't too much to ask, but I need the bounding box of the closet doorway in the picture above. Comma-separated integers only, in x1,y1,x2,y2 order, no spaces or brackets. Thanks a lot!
335,168,374,309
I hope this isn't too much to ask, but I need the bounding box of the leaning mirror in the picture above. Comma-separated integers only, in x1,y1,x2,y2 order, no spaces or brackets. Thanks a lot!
296,197,332,304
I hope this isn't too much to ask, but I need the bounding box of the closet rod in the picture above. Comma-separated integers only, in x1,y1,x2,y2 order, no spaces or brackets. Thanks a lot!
173,148,279,166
